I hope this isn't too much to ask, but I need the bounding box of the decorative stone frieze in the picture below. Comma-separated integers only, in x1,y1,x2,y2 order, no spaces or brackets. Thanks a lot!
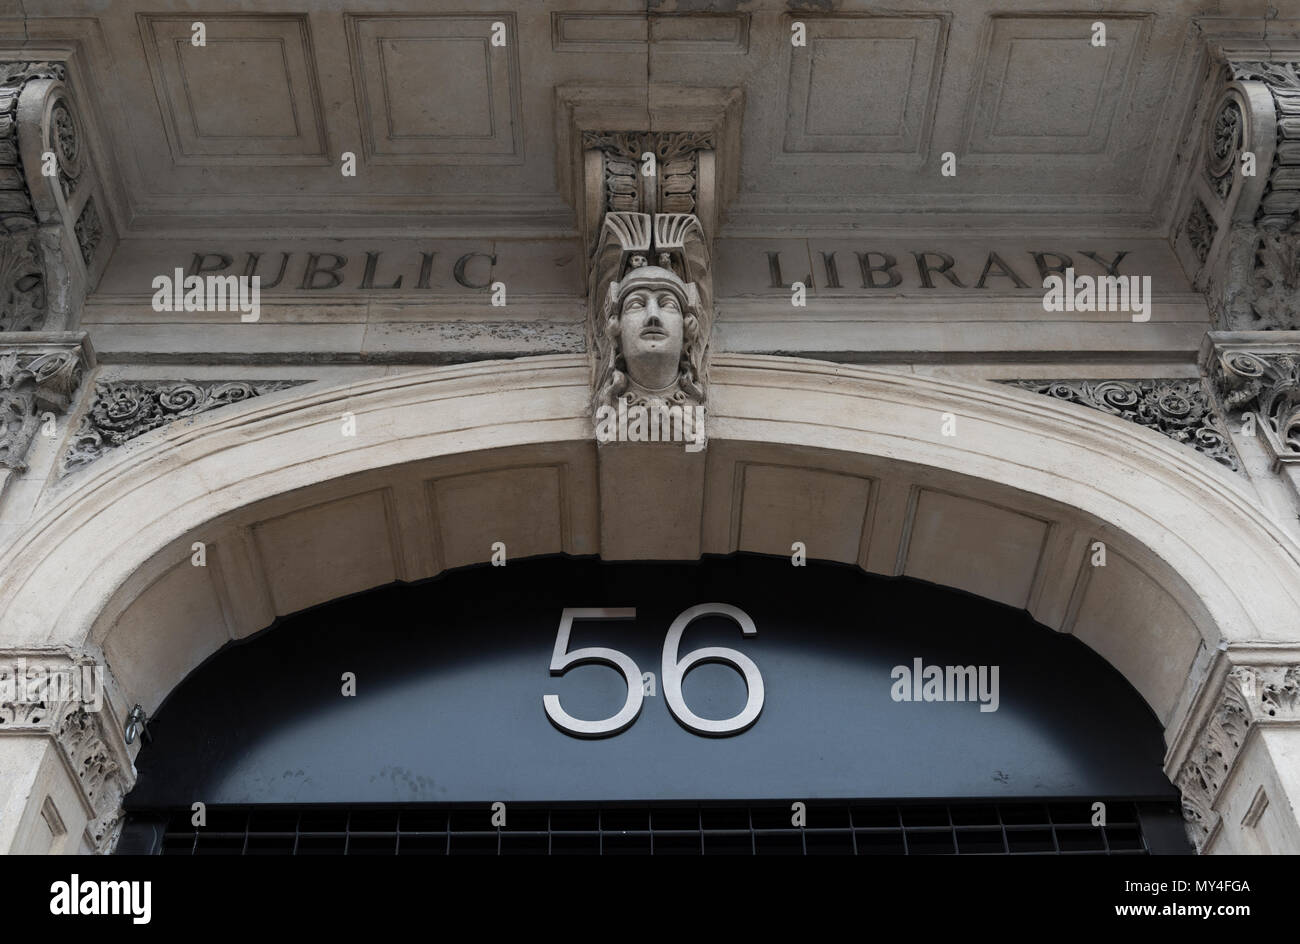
0,648,134,854
62,378,309,473
1003,379,1240,472
1175,664,1300,851
0,332,90,472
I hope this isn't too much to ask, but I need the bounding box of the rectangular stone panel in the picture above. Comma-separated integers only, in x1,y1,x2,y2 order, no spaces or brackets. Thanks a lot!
965,15,1149,156
1067,548,1202,725
431,465,566,570
138,14,327,164
736,463,873,564
347,14,523,163
780,14,947,159
903,489,1050,610
252,490,399,616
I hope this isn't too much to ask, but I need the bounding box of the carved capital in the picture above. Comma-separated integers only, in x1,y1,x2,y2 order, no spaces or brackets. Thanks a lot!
1205,335,1300,467
1174,664,1300,850
0,648,135,854
0,331,91,472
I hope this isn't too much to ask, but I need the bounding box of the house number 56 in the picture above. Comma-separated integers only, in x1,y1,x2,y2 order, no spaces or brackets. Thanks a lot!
542,605,764,739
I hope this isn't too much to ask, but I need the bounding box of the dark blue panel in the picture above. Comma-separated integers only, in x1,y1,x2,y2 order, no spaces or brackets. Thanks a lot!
124,555,1176,807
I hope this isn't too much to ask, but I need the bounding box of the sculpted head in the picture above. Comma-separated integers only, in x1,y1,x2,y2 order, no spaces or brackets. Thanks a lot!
616,266,686,392
594,260,704,411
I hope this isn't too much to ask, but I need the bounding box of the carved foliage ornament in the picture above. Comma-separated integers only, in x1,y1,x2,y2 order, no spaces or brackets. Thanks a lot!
582,131,714,218
63,379,308,473
1207,97,1243,201
0,227,45,332
1005,379,1240,472
1185,198,1217,266
1212,350,1300,455
588,212,712,421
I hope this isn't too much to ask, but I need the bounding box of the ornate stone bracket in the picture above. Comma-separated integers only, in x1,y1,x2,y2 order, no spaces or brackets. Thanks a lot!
0,648,135,854
1173,662,1300,851
553,85,742,257
61,378,310,474
0,331,91,474
0,59,111,335
1001,378,1240,472
587,212,713,437
1175,57,1299,328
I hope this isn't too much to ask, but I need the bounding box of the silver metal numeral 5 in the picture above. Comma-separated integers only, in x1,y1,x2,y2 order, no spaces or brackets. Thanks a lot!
543,604,763,738
542,608,642,738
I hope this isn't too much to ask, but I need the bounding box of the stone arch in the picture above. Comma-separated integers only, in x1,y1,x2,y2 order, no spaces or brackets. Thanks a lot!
3,352,1299,838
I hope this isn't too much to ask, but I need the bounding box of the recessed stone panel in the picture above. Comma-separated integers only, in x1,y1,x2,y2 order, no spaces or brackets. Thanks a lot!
102,558,231,710
253,490,399,616
966,15,1148,156
1069,549,1202,724
348,14,523,163
736,464,872,563
138,14,327,163
903,490,1049,609
432,466,565,569
781,15,946,158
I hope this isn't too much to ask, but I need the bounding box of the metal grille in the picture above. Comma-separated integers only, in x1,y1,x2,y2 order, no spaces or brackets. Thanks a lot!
131,800,1163,855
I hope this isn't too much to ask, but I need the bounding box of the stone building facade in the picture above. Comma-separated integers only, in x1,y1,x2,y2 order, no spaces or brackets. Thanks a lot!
0,1,1298,854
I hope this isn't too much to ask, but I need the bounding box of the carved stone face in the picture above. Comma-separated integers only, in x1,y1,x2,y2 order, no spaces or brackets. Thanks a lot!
618,284,684,392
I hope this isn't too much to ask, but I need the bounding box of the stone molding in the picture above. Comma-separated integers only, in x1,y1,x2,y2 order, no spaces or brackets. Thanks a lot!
1173,658,1300,851
0,331,92,473
62,378,309,474
1001,378,1239,472
0,647,134,854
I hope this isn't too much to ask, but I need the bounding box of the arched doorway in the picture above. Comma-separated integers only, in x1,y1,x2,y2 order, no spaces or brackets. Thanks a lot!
3,354,1298,853
117,554,1191,855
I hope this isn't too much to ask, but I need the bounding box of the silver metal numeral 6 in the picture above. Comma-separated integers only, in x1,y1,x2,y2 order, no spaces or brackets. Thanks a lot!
662,603,764,736
543,608,642,738
543,604,763,738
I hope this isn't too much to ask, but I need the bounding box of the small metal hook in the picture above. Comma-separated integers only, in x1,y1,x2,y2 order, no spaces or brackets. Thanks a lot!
124,704,148,745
